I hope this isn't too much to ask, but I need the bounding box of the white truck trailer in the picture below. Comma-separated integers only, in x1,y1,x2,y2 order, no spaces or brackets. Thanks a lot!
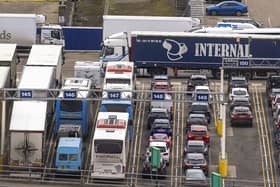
100,15,201,62
0,44,17,165
9,66,56,168
0,14,64,50
25,45,64,86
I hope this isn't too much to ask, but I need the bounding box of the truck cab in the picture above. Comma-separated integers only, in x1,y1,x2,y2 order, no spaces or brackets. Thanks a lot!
55,137,83,174
40,24,64,46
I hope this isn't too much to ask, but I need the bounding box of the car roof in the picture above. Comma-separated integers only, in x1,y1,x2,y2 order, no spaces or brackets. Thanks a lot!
190,74,207,79
187,140,205,145
231,76,246,81
151,107,168,113
189,113,206,118
153,75,168,80
186,153,205,159
233,106,251,111
150,141,167,147
153,119,170,123
195,85,209,90
232,97,250,102
232,87,248,91
272,88,280,93
191,125,207,131
192,102,209,106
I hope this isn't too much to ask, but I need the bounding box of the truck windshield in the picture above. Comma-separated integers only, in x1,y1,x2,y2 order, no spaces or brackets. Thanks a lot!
69,154,78,161
59,154,68,161
61,100,83,112
103,104,129,113
101,46,114,56
94,140,123,154
105,78,130,85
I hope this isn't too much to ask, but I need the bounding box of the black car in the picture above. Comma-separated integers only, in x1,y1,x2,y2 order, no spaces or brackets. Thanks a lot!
185,169,208,187
147,108,171,129
186,74,209,93
184,140,209,158
142,156,167,179
183,153,209,175
186,113,208,130
228,76,248,92
190,102,211,123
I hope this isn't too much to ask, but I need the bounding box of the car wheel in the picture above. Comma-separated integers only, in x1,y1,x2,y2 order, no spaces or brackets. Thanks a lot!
211,10,217,16
235,10,242,16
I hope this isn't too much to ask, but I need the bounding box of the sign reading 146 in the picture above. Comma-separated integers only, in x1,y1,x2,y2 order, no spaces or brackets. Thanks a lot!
64,90,77,98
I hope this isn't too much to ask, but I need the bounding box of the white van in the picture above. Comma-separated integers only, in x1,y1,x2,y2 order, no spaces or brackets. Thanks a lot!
216,22,258,29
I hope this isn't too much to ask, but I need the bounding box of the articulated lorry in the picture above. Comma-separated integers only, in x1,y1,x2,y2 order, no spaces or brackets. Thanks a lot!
105,31,280,79
0,14,64,51
0,44,17,165
9,66,57,169
100,15,200,62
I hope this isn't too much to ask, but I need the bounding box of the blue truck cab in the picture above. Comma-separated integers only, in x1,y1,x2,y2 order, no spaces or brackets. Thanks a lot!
55,137,83,174
55,78,92,137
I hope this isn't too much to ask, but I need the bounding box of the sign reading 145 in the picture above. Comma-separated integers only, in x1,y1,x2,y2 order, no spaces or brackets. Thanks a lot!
20,90,32,98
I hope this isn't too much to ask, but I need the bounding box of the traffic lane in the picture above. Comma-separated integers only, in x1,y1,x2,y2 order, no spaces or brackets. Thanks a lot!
136,81,171,186
246,0,280,27
226,90,263,180
264,91,280,184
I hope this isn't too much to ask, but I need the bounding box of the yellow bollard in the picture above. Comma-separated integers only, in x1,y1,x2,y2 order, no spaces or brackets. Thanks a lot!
217,119,222,137
0,154,3,171
219,153,228,177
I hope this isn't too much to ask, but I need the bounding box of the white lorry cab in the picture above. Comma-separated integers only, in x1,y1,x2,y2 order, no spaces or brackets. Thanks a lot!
103,61,134,100
91,112,130,179
0,14,64,49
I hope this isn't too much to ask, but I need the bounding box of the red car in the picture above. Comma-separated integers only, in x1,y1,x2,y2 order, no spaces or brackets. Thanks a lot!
186,125,210,144
149,133,172,148
230,106,253,127
152,81,172,92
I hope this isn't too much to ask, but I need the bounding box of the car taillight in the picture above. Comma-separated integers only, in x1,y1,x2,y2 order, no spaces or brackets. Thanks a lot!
163,152,168,156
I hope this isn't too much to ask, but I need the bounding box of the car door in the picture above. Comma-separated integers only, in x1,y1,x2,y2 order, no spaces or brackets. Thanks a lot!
219,2,231,15
221,2,236,15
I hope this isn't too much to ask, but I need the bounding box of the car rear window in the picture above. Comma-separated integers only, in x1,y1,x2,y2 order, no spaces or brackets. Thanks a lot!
191,130,207,136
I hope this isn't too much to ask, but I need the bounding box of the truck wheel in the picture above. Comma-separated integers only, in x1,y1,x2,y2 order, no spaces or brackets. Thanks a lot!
211,11,217,16
244,72,252,80
235,10,242,16
213,70,221,79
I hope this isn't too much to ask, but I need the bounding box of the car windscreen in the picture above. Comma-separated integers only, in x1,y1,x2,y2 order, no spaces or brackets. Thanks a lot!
233,90,247,95
191,104,208,111
153,123,170,129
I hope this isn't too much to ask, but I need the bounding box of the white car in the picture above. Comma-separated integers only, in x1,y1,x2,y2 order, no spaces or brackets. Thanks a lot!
229,87,249,101
192,85,212,102
147,141,170,164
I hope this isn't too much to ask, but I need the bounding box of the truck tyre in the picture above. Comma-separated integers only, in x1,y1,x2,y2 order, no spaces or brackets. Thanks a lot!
244,72,252,80
213,70,221,79
211,11,217,16
235,10,242,16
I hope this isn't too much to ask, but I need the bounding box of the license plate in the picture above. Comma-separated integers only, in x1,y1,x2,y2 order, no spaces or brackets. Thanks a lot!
104,169,112,173
195,137,203,140
239,115,247,118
